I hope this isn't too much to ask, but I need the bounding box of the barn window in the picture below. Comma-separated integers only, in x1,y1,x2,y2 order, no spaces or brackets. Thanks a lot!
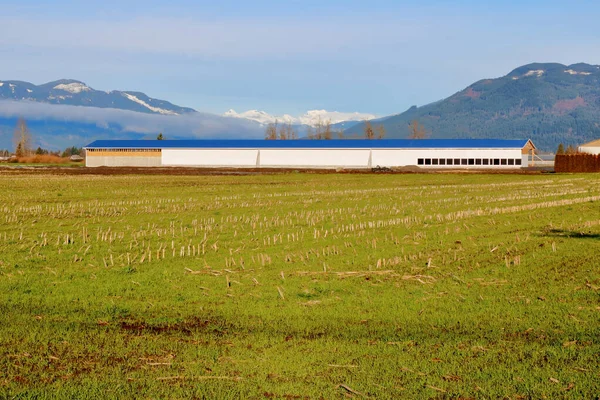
493,159,500,165
515,159,522,165
454,159,460,165
447,159,453,165
475,159,482,165
501,159,507,165
468,159,475,165
425,159,431,165
417,159,424,165
432,159,439,165
439,159,446,165
482,159,489,165
508,159,515,165
461,159,468,165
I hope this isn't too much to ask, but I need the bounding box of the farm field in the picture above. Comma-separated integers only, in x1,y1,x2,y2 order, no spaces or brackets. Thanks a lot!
0,172,599,399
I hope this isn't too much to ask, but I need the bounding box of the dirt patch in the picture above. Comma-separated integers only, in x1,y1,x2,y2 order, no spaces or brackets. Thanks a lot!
0,165,545,176
553,96,586,113
464,87,482,99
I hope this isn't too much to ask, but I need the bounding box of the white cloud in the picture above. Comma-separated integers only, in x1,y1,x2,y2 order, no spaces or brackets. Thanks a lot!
0,100,263,138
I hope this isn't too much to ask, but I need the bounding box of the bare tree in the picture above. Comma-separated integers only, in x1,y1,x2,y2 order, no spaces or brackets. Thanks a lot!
376,124,386,139
314,118,325,140
277,123,287,140
408,120,427,139
286,123,297,140
265,121,278,140
364,120,375,139
274,122,295,140
337,129,345,139
13,118,32,157
323,120,333,140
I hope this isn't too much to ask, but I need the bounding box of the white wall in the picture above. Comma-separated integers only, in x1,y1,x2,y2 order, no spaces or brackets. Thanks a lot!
162,149,259,167
163,147,524,168
372,148,523,168
260,149,370,168
579,146,600,155
87,147,527,168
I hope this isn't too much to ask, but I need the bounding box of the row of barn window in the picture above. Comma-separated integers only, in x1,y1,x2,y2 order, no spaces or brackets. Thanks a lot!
417,158,522,166
87,148,161,152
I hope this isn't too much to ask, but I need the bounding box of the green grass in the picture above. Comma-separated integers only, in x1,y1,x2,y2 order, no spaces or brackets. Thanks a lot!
0,172,599,399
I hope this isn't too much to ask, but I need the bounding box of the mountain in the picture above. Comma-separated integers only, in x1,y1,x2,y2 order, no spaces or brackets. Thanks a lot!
0,79,269,151
346,63,600,151
0,79,195,115
0,104,264,151
224,109,377,127
0,78,377,150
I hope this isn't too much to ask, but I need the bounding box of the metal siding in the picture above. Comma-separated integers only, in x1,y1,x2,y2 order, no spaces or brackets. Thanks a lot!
260,149,370,167
162,149,259,166
85,156,161,167
372,149,523,167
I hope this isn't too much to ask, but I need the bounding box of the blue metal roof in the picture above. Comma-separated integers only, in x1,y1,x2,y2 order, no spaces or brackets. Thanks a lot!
85,139,532,149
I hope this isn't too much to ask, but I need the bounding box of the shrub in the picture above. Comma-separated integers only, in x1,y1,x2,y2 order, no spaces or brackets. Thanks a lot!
555,153,600,172
16,155,71,164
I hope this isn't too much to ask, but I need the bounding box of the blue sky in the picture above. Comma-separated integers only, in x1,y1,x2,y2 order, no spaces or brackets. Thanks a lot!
1,0,600,116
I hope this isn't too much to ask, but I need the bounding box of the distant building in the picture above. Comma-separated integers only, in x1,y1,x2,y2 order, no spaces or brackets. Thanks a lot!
70,155,84,162
84,139,536,169
578,139,600,155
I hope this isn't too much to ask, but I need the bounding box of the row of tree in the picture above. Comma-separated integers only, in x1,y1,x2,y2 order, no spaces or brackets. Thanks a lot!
556,143,578,155
265,122,298,140
264,119,388,140
265,119,429,140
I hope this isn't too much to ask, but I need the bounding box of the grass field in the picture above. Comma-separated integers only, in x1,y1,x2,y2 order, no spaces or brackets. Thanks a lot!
0,172,599,399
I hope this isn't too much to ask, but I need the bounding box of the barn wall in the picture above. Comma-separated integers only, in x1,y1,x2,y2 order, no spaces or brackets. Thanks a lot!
85,150,161,167
579,146,600,155
86,155,161,167
162,149,259,167
372,148,523,167
85,147,527,168
259,149,370,168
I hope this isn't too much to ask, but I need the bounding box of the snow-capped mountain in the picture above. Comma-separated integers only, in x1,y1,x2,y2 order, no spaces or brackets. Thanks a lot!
223,109,297,125
224,109,377,127
0,79,195,115
0,77,377,150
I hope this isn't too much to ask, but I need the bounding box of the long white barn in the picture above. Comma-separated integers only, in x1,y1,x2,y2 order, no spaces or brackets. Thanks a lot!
84,139,536,169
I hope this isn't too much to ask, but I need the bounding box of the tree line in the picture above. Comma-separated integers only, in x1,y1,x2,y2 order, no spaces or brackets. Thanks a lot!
265,118,429,140
555,143,578,155
264,119,388,140
1,118,84,159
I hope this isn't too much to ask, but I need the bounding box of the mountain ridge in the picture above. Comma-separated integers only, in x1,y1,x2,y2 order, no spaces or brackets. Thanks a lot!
0,79,196,115
2,62,600,152
345,62,600,151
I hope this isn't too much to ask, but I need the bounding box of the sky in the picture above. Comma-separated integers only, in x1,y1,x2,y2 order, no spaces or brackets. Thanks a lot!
1,0,600,117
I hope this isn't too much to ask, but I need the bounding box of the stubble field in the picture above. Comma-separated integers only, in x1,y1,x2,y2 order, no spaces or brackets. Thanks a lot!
0,171,599,399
